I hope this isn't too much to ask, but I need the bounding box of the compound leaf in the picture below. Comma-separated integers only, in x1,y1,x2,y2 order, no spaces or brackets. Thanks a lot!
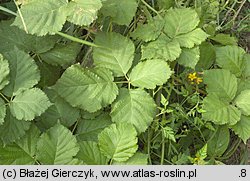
98,123,138,162
10,88,52,121
111,88,156,133
67,0,102,26
55,64,118,112
37,123,79,164
93,32,135,77
130,59,172,89
163,126,176,142
76,141,108,165
2,47,40,97
13,0,68,36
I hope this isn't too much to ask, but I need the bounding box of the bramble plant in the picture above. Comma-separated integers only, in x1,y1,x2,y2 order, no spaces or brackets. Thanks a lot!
0,0,249,165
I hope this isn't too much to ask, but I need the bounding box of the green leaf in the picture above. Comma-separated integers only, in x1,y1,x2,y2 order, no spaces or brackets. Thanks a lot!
172,151,190,165
37,123,79,164
242,53,250,77
177,47,200,69
37,61,62,88
2,47,40,97
0,54,9,90
0,124,40,164
202,94,241,125
42,88,80,127
130,15,164,42
39,43,81,66
10,88,52,121
76,141,108,165
81,110,102,119
157,0,174,9
231,115,250,144
142,35,181,61
76,113,112,141
0,109,31,144
0,20,57,54
101,0,138,25
195,144,207,160
113,152,148,165
111,88,156,133
215,45,246,77
16,0,34,5
93,32,135,77
196,42,215,71
67,0,102,26
55,64,118,112
163,8,200,38
65,158,84,165
234,90,250,116
163,126,176,142
204,69,237,101
13,0,68,36
174,28,209,48
98,123,138,162
0,98,6,125
237,79,250,95
35,105,59,131
130,59,172,89
53,98,80,127
210,34,238,45
207,126,230,157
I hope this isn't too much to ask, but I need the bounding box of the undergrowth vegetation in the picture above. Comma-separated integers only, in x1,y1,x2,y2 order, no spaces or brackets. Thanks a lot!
0,0,249,165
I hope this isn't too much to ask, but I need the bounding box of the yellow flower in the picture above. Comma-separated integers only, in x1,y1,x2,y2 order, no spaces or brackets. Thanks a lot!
188,72,203,85
188,72,197,81
195,77,203,84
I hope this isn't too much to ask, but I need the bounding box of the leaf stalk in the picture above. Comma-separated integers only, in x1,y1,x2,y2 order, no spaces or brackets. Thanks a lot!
56,32,100,48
